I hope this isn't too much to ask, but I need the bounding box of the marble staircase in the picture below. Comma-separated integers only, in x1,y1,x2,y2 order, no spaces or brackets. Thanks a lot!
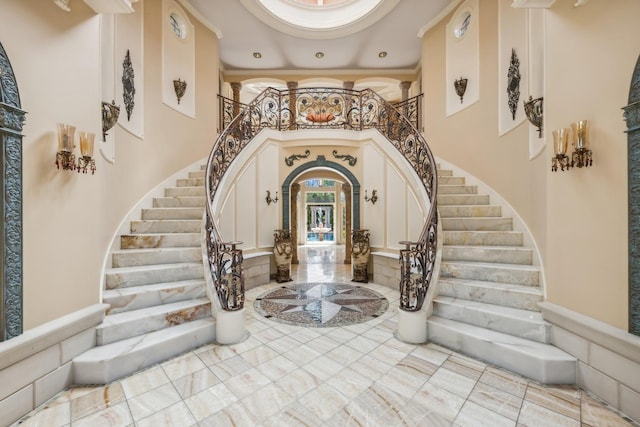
429,167,576,384
73,168,216,384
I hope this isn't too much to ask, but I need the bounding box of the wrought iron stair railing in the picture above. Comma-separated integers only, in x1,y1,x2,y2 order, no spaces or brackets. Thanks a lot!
205,87,437,312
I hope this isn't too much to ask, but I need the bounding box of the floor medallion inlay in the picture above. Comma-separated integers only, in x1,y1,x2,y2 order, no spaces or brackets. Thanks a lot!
254,282,388,327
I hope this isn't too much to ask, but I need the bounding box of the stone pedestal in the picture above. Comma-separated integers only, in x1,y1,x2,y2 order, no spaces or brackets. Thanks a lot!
351,229,370,282
273,229,293,283
396,308,427,344
216,308,246,344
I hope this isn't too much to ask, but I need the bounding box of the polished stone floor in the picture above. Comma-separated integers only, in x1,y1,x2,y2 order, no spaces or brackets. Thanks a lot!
13,245,638,426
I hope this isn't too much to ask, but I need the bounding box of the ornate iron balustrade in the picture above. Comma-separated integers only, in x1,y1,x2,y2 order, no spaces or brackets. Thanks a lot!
205,87,438,312
218,95,247,133
392,94,423,132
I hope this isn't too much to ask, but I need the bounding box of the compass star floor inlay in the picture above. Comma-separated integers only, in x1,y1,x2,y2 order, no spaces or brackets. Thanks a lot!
254,282,389,327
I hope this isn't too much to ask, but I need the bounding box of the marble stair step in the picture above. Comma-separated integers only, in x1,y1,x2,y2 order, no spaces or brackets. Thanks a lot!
130,219,201,233
432,296,551,343
437,194,490,206
176,177,205,187
438,176,465,185
427,316,576,384
438,185,478,195
165,186,205,197
442,217,513,231
441,260,539,286
141,207,204,220
442,245,532,265
188,170,205,178
443,230,523,246
437,169,453,177
121,233,200,249
153,196,206,208
439,205,502,218
105,262,204,289
103,279,206,314
96,298,211,345
438,277,543,311
73,318,216,385
112,247,201,267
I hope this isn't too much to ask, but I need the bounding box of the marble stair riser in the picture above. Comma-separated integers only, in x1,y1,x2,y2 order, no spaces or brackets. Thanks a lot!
121,233,201,249
443,231,523,247
130,219,201,234
441,261,539,286
105,263,204,289
442,217,513,231
103,280,206,314
432,296,551,343
112,247,201,268
73,318,216,385
176,178,205,187
439,205,502,218
437,194,490,206
442,246,532,265
165,187,205,197
141,208,204,220
188,170,205,178
438,176,466,185
438,185,478,195
153,197,206,208
427,316,576,384
437,169,453,177
96,299,211,345
438,278,542,311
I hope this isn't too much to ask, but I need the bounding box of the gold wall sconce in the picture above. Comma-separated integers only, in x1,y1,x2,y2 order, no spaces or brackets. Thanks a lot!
266,190,278,205
55,124,97,174
364,189,378,205
551,120,593,172
524,96,543,138
101,100,120,141
454,77,468,103
173,79,187,104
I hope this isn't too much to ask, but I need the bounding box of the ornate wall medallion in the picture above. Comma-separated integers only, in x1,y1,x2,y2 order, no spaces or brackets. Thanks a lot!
122,50,135,121
507,48,521,121
332,149,357,166
285,150,310,166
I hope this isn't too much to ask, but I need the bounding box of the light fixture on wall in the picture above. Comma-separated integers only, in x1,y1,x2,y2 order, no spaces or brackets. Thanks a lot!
454,77,468,103
55,123,76,171
364,189,378,205
77,131,96,174
101,100,120,141
524,95,543,138
266,190,278,205
53,0,71,12
551,128,571,172
571,120,593,168
173,78,187,104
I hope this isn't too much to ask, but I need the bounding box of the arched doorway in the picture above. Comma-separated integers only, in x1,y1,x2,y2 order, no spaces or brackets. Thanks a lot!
282,155,360,265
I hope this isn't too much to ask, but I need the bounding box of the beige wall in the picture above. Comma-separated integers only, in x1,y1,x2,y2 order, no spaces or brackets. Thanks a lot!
422,0,638,329
0,0,218,329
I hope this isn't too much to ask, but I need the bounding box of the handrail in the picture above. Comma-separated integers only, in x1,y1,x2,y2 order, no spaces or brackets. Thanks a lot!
392,94,423,132
205,87,437,312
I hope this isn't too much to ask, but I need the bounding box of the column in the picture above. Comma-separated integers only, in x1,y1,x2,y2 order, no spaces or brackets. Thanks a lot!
342,183,352,264
343,81,355,128
287,81,298,130
230,82,242,117
290,183,300,264
399,81,412,101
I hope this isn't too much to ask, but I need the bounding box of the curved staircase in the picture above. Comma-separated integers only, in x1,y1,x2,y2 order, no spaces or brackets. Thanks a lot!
73,167,216,384
428,166,576,384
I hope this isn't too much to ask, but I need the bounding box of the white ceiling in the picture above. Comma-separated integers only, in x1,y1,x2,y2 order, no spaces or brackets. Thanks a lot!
182,0,455,72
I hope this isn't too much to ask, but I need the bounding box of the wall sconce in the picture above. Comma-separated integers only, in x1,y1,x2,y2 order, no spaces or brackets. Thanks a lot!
266,190,278,205
524,96,543,138
173,79,187,104
77,131,96,174
101,100,120,141
55,123,76,171
364,189,378,205
571,120,593,168
551,128,571,172
454,77,468,103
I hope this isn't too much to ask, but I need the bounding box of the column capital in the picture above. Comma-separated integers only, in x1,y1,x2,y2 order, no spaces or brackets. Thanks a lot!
287,81,298,90
343,81,355,91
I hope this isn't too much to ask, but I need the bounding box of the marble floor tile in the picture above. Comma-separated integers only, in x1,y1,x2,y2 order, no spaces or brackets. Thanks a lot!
72,401,132,427
197,401,258,427
479,366,528,398
127,383,182,421
298,383,350,421
70,383,125,422
275,368,321,398
325,343,364,366
255,354,299,381
171,367,220,399
428,367,477,400
11,398,70,427
467,381,523,421
304,334,343,354
325,367,373,400
134,402,197,427
183,382,238,421
207,354,254,381
581,394,634,427
119,366,170,399
524,382,581,421
262,401,323,427
454,400,516,427
238,343,280,366
517,400,580,427
302,354,345,380
160,352,207,381
376,364,428,398
443,353,487,381
411,344,451,366
281,343,322,366
224,367,271,399
349,353,394,381
239,383,294,419
414,381,467,422
194,343,237,366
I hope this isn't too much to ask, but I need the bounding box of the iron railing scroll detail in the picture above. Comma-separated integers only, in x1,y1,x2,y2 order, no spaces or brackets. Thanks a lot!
206,87,437,312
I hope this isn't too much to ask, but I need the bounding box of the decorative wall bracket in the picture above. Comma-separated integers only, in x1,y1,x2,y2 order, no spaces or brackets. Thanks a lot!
364,189,378,205
101,100,120,141
173,78,186,104
332,149,357,166
122,49,135,121
285,149,310,166
524,96,543,137
507,48,521,120
454,77,468,103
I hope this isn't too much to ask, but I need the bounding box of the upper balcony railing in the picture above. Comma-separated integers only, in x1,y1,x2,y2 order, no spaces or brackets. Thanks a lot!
206,87,437,313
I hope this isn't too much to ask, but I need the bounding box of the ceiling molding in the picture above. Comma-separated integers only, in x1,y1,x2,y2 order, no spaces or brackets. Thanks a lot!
176,0,223,38
510,0,557,8
222,67,419,79
82,0,136,13
417,0,463,38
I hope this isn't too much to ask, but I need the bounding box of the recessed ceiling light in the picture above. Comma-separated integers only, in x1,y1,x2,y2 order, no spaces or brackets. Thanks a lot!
253,52,262,59
378,51,388,58
315,52,324,58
